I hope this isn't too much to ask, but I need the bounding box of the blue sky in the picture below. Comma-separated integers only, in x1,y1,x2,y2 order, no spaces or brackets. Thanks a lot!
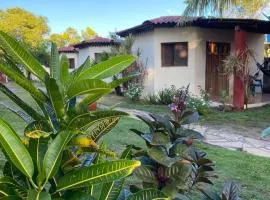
0,0,186,37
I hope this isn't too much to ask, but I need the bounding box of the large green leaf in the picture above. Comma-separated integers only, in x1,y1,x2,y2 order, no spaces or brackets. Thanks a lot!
0,102,32,123
0,196,22,200
28,138,48,184
50,43,60,81
134,166,158,185
43,130,74,180
78,55,136,80
127,189,169,200
98,146,134,200
98,180,124,200
78,90,112,108
70,56,92,83
0,177,26,198
64,191,96,200
164,162,192,190
68,110,128,130
151,132,170,146
148,147,177,167
87,117,120,142
0,31,48,81
67,79,112,99
27,189,51,200
0,119,34,178
222,181,239,200
56,160,141,192
0,83,44,120
0,62,45,103
45,77,65,120
60,55,70,87
109,74,138,88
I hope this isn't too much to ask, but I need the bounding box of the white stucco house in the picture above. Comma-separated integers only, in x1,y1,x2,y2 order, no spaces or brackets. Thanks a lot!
117,16,270,98
58,36,119,70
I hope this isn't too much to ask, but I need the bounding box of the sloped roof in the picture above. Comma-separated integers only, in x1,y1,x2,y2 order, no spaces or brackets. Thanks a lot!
117,16,270,37
73,36,119,48
58,45,78,53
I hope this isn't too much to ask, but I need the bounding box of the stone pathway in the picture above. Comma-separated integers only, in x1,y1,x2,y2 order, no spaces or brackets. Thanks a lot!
105,105,270,158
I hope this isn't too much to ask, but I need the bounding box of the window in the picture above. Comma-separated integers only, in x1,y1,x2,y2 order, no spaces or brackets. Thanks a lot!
69,58,75,69
161,42,188,67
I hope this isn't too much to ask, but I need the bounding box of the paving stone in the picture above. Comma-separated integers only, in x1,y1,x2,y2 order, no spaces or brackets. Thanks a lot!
243,147,270,157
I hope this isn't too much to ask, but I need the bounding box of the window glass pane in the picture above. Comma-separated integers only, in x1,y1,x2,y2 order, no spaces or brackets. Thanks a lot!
162,44,174,66
161,42,188,67
174,43,188,66
69,58,75,69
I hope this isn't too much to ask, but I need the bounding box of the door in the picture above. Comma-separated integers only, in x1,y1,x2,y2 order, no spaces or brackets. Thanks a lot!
205,42,230,98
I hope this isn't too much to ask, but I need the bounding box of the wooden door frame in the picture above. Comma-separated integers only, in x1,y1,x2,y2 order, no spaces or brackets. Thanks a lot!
205,41,230,99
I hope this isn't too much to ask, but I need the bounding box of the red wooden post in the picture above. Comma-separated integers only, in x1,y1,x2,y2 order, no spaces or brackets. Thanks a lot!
0,72,6,83
233,26,246,110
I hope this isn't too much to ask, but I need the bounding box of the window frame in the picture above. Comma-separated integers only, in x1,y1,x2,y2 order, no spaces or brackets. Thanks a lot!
68,58,75,69
161,42,188,67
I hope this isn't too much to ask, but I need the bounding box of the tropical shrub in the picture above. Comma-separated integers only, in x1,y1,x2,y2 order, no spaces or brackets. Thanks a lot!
219,89,231,111
125,82,143,101
158,85,180,105
187,87,211,116
200,181,240,200
0,119,140,199
0,30,141,198
143,93,160,105
129,112,216,199
187,96,211,116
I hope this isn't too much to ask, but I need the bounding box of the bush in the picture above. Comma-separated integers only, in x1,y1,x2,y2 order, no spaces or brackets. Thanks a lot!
143,93,159,104
144,85,182,105
157,85,180,104
188,96,211,115
125,83,143,101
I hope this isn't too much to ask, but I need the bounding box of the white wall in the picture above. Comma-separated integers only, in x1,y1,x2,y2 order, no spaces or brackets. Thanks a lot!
132,32,155,95
246,33,265,77
78,46,111,66
153,27,199,95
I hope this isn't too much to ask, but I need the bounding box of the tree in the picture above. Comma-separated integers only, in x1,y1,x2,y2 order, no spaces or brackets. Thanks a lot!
0,7,49,47
50,27,97,47
183,0,269,18
50,27,81,47
82,27,97,40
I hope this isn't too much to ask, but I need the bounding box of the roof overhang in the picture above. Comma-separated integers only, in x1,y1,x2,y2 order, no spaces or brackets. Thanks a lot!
117,17,270,37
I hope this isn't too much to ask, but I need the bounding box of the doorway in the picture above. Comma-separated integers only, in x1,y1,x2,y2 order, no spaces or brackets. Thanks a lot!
205,42,230,98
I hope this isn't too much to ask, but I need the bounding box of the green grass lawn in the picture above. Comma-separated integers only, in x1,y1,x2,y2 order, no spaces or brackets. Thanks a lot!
200,105,270,129
98,94,170,115
99,94,270,132
103,117,270,200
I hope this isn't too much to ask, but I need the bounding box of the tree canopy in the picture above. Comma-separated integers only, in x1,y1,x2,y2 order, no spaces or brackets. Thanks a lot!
82,27,97,40
50,26,97,47
183,0,269,18
0,7,49,47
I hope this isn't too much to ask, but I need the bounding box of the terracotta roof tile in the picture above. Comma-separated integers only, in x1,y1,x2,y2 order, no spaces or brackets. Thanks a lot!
74,36,119,48
58,45,78,53
117,15,270,37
